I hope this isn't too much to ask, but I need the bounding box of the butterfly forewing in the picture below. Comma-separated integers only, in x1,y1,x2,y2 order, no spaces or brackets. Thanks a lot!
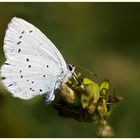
4,17,67,69
0,17,68,100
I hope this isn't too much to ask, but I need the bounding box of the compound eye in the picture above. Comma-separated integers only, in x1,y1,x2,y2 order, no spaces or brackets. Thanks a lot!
68,65,73,71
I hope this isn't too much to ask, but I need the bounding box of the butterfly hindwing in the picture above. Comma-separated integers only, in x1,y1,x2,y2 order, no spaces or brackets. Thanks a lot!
0,54,60,100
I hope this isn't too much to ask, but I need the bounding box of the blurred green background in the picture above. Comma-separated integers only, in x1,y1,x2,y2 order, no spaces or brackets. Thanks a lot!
0,2,140,137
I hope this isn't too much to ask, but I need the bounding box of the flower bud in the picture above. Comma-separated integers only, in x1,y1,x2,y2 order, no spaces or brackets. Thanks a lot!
81,78,100,114
99,80,109,96
58,83,76,104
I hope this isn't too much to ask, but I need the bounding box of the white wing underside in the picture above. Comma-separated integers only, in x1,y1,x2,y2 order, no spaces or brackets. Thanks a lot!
4,17,67,69
0,17,67,100
1,55,60,100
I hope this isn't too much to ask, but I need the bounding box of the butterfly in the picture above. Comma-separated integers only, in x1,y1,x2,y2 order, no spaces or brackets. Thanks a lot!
0,17,75,104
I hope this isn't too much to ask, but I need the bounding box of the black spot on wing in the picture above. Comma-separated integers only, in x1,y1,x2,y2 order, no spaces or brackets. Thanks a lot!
21,75,23,78
40,89,43,92
28,65,31,68
21,31,25,34
17,41,21,45
18,48,21,53
29,30,33,33
19,36,22,39
20,70,22,73
43,75,46,77
47,65,49,68
30,88,34,91
1,77,6,80
5,63,10,65
26,58,29,62
8,84,13,87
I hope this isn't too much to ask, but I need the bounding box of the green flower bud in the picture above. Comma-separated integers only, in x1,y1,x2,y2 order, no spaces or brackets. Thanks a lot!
99,80,109,96
81,78,100,114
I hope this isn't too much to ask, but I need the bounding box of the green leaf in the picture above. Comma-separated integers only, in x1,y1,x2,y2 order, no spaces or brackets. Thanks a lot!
99,80,110,96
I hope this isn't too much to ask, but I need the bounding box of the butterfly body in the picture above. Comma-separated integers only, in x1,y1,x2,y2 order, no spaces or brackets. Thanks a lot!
0,17,75,103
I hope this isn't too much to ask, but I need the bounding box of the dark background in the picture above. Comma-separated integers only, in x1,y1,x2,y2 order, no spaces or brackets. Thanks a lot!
0,2,140,137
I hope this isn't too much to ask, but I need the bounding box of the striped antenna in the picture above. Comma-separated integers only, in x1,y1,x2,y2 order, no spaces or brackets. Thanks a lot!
75,64,98,77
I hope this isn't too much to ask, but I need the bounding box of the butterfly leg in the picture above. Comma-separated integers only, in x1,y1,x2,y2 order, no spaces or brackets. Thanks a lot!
44,91,55,105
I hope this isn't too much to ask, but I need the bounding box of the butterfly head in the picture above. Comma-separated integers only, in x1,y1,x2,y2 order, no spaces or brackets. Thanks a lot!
65,64,75,79
67,64,79,84
67,64,75,74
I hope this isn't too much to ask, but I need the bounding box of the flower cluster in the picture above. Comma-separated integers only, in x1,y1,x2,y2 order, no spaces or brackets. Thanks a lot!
54,72,122,124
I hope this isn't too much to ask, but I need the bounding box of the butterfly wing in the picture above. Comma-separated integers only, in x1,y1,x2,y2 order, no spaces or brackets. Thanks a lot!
0,17,67,100
4,17,67,70
0,54,61,100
